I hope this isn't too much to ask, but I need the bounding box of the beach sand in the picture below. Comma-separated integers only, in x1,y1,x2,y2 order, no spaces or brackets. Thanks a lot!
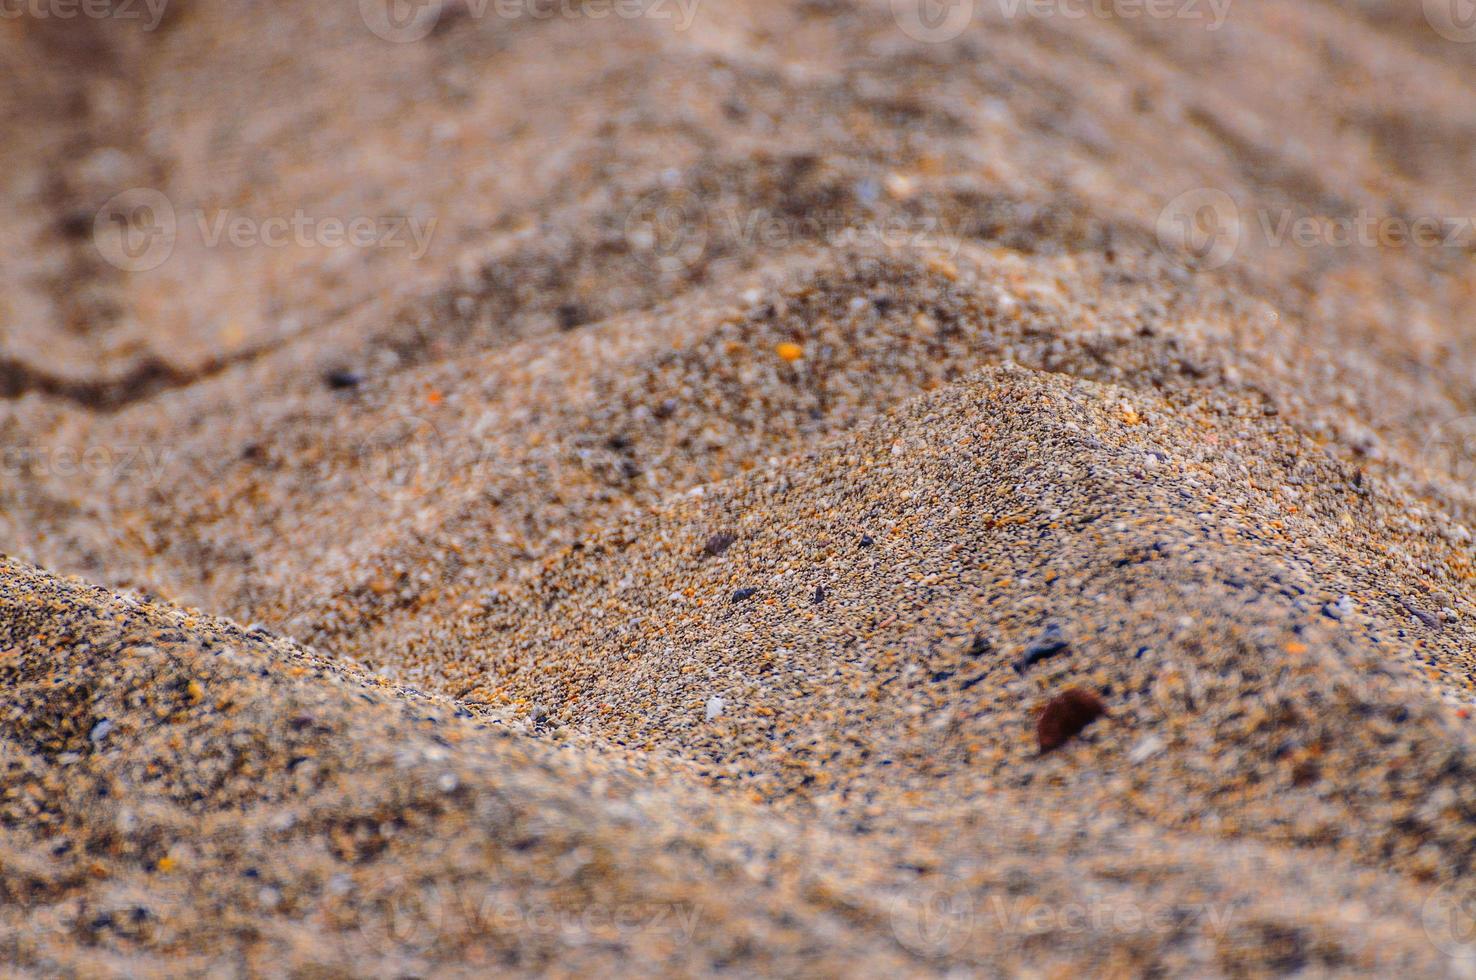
3,1,1476,974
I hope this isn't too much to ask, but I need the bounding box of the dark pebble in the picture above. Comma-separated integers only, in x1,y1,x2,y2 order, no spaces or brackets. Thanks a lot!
556,303,588,330
58,210,93,239
324,369,363,390
732,588,758,603
859,534,874,548
703,533,736,557
1014,624,1070,673
812,586,826,604
1402,599,1442,630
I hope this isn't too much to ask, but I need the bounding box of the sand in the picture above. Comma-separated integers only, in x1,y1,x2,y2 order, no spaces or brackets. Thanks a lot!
3,0,1476,975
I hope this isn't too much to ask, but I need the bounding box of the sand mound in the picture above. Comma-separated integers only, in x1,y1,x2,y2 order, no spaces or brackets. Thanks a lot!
0,550,1460,975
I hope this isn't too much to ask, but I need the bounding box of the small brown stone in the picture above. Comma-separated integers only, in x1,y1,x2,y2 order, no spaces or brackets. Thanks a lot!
1037,689,1107,753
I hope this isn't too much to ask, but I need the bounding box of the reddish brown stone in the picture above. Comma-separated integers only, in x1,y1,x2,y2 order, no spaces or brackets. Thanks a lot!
1037,689,1108,753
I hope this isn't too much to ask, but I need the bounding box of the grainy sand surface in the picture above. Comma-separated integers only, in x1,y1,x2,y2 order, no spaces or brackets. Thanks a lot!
3,1,1476,975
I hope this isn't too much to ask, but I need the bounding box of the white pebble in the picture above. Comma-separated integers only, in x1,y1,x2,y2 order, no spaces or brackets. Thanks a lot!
1128,735,1166,765
705,696,725,721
